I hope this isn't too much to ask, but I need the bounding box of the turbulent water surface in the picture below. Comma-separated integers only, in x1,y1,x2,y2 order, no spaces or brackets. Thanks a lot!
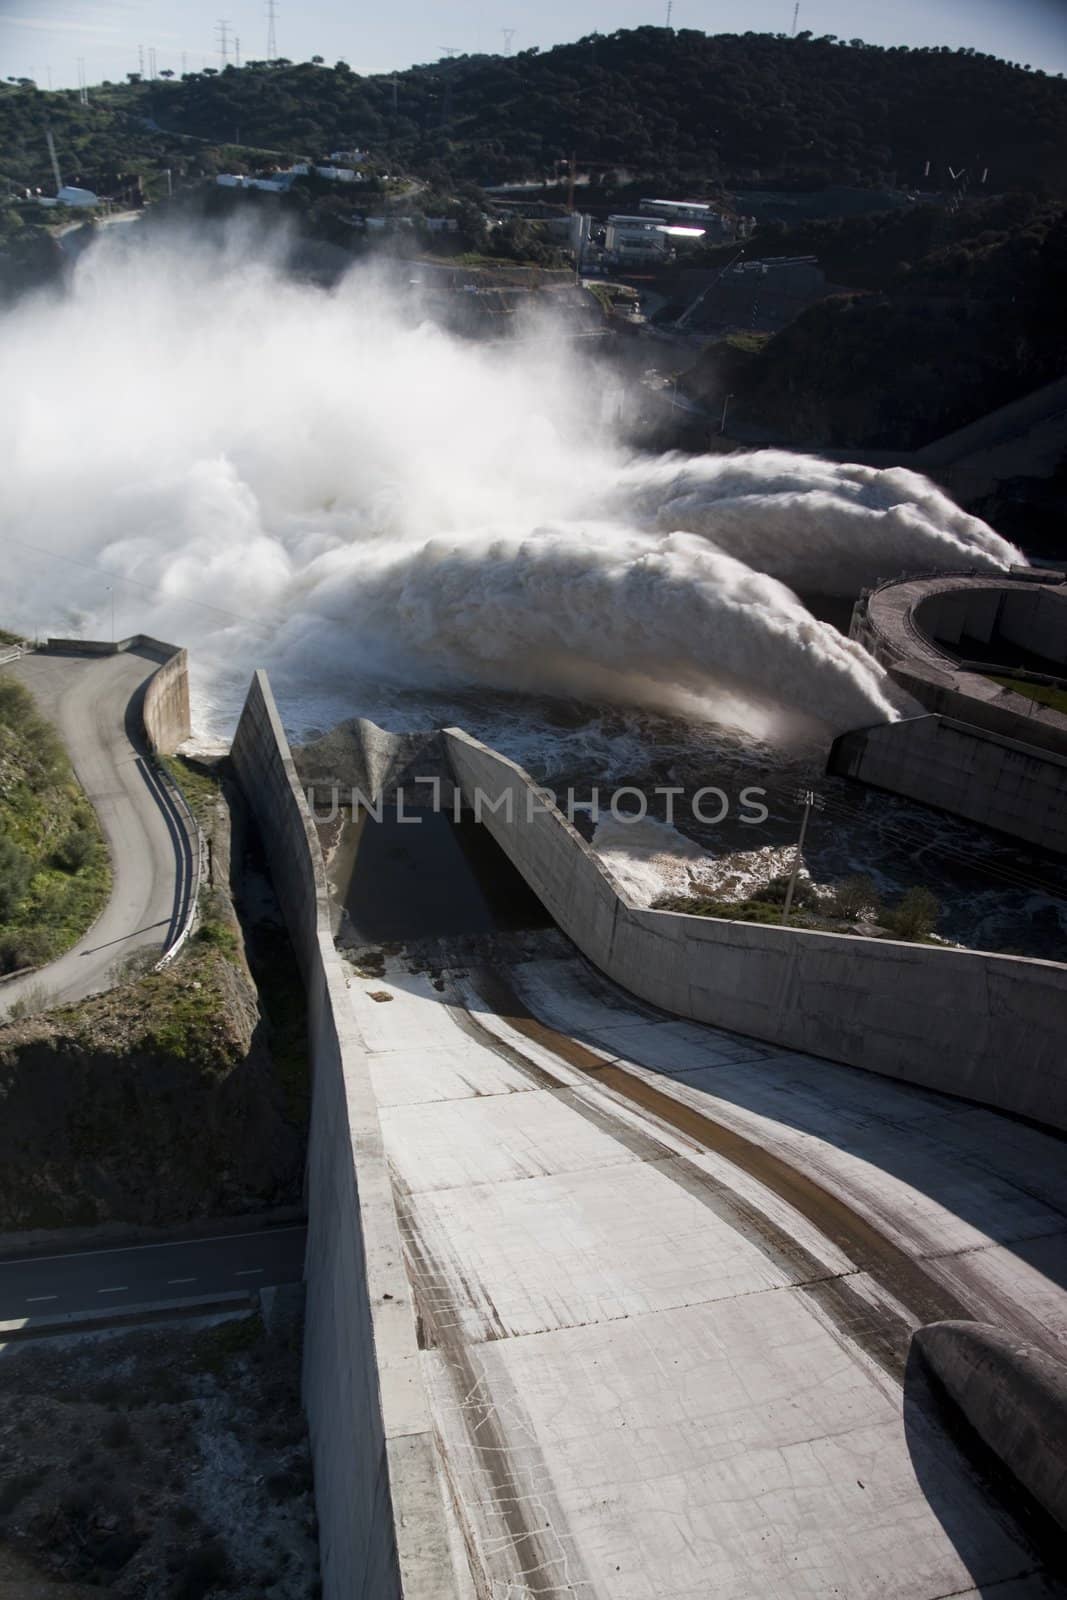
4,223,1058,955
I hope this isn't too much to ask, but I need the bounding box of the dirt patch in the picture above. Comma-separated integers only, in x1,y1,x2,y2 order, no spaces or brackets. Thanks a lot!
0,1311,318,1598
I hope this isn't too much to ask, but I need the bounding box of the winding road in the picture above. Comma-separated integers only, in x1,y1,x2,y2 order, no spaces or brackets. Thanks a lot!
0,646,192,1019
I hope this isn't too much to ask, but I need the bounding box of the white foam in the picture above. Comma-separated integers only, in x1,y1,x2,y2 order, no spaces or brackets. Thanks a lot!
1,226,1021,742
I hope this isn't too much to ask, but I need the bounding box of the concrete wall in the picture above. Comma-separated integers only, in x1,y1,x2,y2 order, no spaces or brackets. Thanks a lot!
142,646,192,755
914,1322,1067,1533
829,715,1067,855
43,634,192,754
231,672,458,1600
914,587,1067,667
444,728,1067,1132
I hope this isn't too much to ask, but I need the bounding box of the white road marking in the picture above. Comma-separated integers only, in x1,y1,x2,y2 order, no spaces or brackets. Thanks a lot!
168,1277,196,1285
97,1286,128,1294
235,1268,264,1276
25,1295,58,1303
0,1223,306,1270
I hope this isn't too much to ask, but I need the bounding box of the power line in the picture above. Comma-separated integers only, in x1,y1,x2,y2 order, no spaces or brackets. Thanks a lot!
10,536,275,637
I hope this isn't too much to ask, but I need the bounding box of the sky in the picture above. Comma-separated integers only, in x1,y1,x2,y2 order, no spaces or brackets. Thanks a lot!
1,0,1064,89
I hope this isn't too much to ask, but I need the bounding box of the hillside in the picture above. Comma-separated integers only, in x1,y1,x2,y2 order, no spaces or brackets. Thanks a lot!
1,29,1066,199
682,198,1067,450
0,674,110,977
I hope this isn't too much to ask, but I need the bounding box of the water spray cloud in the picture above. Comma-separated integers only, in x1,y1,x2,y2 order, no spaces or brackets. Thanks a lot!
1,226,1020,739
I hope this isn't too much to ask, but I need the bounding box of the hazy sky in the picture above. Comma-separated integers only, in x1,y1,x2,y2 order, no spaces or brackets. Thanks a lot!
1,0,1064,89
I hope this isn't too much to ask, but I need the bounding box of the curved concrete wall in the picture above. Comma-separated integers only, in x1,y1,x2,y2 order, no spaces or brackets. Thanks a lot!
444,728,1067,1132
141,644,191,755
914,1321,1067,1533
830,714,1067,855
44,634,192,754
230,672,457,1600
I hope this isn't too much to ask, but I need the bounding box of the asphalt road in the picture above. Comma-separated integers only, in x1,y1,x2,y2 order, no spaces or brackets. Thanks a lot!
0,1225,307,1319
0,647,191,1019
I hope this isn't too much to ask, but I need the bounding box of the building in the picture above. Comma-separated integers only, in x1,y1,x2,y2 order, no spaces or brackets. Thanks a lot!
604,215,674,264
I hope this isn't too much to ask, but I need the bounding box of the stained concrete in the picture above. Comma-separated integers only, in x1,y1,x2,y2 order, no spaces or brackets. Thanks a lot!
829,712,1067,853
444,727,1067,1131
229,672,462,1600
351,949,1067,1598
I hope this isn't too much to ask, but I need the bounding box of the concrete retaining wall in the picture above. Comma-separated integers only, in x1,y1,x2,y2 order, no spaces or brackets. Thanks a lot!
444,728,1067,1131
829,715,1067,855
142,646,191,755
914,1321,1067,1532
230,672,457,1600
43,634,191,754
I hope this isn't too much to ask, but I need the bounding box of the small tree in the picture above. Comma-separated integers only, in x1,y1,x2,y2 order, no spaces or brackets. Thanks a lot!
887,886,940,941
0,837,31,920
832,875,882,921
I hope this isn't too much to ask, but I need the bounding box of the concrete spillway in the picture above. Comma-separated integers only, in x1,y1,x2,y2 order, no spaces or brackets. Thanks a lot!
231,675,1067,1600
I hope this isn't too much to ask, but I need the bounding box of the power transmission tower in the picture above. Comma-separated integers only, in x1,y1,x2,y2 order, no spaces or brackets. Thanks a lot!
234,35,241,68
501,28,516,54
266,0,278,62
216,19,230,66
138,42,145,77
77,57,88,105
147,45,157,78
440,45,460,58
791,2,799,34
665,1,673,27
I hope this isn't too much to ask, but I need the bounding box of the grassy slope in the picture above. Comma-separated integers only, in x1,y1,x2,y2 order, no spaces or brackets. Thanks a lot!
989,676,1067,714
0,674,111,974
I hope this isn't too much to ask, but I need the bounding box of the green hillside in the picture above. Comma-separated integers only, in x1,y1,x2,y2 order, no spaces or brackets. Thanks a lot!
2,29,1065,199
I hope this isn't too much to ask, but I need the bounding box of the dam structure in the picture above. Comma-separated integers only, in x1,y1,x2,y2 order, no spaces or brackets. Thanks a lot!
229,670,1067,1600
833,569,1067,852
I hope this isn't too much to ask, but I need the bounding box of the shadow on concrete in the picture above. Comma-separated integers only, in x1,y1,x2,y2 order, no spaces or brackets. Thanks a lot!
902,1340,1067,1591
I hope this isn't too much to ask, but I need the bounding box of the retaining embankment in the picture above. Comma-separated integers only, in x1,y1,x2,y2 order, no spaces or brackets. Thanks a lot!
829,715,1067,856
913,1322,1067,1533
230,671,457,1600
444,727,1067,1131
44,633,192,753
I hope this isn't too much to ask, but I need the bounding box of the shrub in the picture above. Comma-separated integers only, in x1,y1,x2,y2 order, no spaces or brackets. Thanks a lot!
53,825,96,872
831,874,882,921
886,886,940,941
761,872,819,909
0,836,31,919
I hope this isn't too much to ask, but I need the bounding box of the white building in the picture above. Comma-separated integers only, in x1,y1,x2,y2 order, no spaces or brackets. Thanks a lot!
604,215,674,263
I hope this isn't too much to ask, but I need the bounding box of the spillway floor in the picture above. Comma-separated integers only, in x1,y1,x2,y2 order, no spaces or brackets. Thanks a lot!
346,943,1067,1599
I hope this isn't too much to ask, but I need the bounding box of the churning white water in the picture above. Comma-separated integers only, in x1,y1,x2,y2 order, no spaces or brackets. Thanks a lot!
2,224,1023,743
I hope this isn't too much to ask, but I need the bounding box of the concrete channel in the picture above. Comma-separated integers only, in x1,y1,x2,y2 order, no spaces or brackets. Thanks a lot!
231,672,1067,1600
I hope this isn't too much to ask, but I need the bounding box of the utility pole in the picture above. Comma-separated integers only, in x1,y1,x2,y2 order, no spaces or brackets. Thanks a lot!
718,391,734,434
781,790,824,922
266,0,278,63
791,2,800,34
665,1,673,27
391,76,399,113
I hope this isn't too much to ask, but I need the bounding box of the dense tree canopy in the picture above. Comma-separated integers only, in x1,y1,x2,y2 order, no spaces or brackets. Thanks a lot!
1,29,1065,197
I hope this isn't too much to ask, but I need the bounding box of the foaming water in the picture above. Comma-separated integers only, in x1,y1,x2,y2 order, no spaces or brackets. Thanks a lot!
3,223,1022,752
